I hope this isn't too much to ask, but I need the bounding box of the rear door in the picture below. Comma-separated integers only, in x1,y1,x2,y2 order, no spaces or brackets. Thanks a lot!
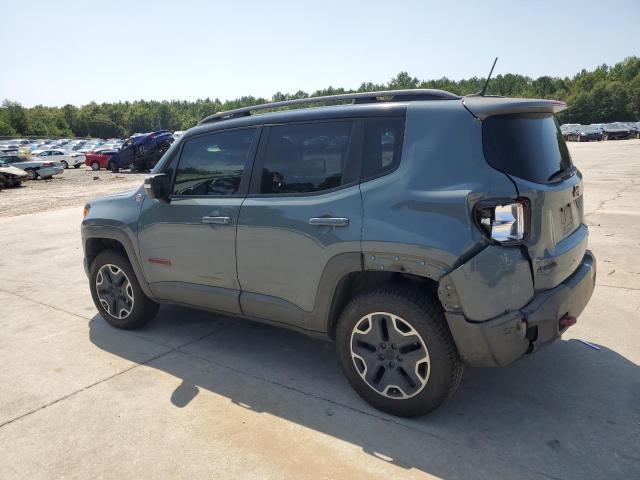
236,119,363,330
482,113,586,290
137,127,259,314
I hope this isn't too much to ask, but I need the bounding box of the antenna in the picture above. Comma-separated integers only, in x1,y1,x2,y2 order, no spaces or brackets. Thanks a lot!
476,57,498,96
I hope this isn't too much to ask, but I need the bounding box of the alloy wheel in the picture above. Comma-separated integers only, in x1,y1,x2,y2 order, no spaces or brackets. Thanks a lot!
350,312,430,399
95,264,135,319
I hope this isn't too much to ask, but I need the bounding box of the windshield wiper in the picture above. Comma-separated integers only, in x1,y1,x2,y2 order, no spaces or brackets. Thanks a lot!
548,165,577,183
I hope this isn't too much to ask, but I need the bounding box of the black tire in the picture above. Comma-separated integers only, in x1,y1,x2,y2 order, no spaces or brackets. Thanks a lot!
603,133,608,141
335,286,464,417
25,168,38,180
90,249,159,330
91,161,100,171
109,161,119,173
136,144,146,157
61,160,69,169
73,164,80,169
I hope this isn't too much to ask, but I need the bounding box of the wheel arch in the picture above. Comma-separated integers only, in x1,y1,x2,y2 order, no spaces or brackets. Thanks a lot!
83,226,154,299
325,269,439,339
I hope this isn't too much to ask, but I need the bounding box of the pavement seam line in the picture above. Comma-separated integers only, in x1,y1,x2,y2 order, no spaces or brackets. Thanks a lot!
595,283,640,292
0,287,92,321
0,321,232,430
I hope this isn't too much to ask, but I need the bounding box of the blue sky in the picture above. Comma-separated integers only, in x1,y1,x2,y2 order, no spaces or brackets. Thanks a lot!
1,0,638,107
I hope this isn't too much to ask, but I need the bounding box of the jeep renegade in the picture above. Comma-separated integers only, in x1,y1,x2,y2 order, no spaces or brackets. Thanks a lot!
82,90,596,417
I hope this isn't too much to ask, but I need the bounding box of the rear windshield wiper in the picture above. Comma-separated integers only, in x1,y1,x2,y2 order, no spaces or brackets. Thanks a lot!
548,165,576,183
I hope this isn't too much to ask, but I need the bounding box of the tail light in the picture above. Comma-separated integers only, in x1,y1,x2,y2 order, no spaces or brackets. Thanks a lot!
474,198,530,245
42,162,55,167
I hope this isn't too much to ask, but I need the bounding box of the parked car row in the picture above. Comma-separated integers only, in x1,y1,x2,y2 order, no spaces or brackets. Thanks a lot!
0,131,175,183
560,122,640,141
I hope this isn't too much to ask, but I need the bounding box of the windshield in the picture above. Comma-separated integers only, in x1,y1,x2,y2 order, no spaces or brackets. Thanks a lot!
483,113,573,184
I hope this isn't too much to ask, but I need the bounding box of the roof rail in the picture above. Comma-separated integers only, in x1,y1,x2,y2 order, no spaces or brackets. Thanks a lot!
198,89,460,125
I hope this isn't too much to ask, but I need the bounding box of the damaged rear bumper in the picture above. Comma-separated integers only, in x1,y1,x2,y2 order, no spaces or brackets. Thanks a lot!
443,250,596,367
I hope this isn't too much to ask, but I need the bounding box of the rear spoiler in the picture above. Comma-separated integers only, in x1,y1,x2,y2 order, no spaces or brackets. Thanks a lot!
462,96,567,120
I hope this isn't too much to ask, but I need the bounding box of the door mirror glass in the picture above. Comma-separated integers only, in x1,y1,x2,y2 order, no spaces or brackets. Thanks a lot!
144,173,170,203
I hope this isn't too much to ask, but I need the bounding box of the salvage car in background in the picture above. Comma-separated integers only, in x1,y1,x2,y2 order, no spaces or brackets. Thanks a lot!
565,125,602,142
602,122,631,140
107,130,173,172
33,149,85,168
85,148,119,171
625,122,640,138
0,155,64,179
0,158,28,188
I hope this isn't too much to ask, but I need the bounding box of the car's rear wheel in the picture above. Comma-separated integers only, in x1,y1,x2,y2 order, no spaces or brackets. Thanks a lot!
25,168,38,180
335,286,464,417
137,145,146,157
73,163,80,169
109,161,119,173
603,133,609,141
61,160,69,169
91,161,100,171
90,250,159,330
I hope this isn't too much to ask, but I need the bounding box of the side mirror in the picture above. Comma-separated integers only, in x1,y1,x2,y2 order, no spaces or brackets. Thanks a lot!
144,173,170,203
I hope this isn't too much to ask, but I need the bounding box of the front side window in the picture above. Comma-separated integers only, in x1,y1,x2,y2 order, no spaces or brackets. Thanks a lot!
172,128,255,196
362,117,404,180
260,121,353,194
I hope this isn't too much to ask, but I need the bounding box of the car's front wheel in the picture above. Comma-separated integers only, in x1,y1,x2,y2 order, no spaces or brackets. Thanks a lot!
335,287,464,417
25,168,38,180
90,250,159,329
91,161,100,171
109,161,119,173
61,160,69,169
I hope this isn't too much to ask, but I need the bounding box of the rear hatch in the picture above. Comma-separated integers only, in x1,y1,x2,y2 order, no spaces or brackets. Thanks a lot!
467,97,587,291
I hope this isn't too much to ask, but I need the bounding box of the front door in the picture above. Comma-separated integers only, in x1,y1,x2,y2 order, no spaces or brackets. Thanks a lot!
138,127,259,315
236,120,363,329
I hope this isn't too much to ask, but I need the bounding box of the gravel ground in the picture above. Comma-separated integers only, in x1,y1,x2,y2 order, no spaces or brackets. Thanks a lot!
0,167,145,217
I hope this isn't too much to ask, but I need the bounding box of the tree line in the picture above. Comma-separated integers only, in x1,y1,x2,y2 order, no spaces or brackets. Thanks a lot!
1,56,638,139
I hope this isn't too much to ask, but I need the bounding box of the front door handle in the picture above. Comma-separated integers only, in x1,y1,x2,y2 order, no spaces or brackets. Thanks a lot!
202,216,232,225
308,217,349,227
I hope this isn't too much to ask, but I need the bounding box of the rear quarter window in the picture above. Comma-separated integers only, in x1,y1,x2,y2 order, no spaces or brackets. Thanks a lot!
482,113,572,184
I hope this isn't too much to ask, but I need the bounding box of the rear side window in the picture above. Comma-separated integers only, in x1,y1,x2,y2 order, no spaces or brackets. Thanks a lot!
173,128,255,196
260,121,353,194
483,113,572,184
362,117,404,179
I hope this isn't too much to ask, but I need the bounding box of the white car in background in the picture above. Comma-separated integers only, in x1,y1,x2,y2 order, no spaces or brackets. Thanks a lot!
32,149,85,169
0,155,64,179
77,144,102,154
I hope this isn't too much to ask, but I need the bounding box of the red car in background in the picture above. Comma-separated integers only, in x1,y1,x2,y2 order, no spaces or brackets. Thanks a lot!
85,149,119,171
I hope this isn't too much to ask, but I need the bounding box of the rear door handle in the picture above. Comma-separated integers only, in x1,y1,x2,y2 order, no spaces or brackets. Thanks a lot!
202,216,232,225
308,217,349,227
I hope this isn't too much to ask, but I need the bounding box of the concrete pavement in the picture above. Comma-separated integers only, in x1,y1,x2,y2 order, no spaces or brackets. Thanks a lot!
0,140,638,479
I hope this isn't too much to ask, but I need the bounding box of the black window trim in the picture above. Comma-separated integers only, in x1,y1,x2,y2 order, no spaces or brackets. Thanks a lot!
246,118,364,198
166,125,262,200
359,116,406,184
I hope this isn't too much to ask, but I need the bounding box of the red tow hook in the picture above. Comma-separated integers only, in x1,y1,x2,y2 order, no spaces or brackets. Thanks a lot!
559,315,577,328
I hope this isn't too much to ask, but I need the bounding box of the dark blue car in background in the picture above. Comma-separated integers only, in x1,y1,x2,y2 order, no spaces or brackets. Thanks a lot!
109,130,173,172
